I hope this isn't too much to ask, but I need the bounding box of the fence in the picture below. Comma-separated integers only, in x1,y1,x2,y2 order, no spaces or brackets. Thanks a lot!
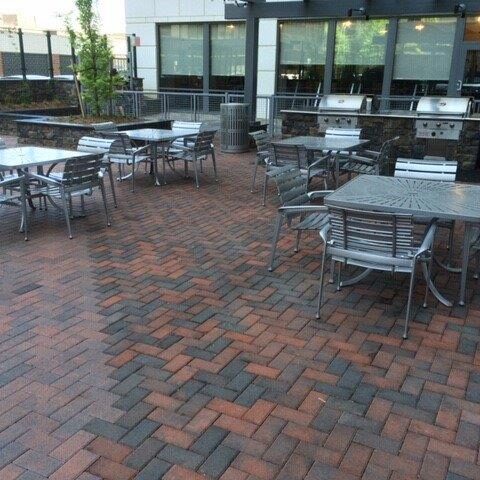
0,27,130,80
0,28,73,78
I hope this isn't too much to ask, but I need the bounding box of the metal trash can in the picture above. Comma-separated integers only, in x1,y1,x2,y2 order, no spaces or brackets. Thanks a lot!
220,103,250,153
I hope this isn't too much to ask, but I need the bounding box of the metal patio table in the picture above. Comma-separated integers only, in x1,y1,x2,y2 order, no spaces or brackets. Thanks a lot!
122,128,198,186
325,175,480,306
0,146,99,170
0,146,102,211
273,136,369,185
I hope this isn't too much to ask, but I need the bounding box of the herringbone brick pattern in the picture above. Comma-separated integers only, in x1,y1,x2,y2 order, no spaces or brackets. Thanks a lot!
0,142,480,479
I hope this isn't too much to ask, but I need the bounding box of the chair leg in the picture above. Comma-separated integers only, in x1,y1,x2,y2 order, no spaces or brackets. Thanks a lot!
107,164,117,207
131,160,136,192
268,213,284,272
404,264,417,339
423,255,433,308
336,262,342,291
294,230,302,253
251,158,259,193
60,190,73,239
99,180,111,227
262,172,269,207
192,156,200,188
20,182,28,241
316,245,328,319
80,195,86,216
474,252,479,280
447,223,455,266
211,151,218,182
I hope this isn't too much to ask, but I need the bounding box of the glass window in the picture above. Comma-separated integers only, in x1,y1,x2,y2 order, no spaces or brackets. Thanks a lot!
332,19,388,94
465,16,480,42
159,24,203,90
210,23,246,91
277,21,328,93
391,17,456,96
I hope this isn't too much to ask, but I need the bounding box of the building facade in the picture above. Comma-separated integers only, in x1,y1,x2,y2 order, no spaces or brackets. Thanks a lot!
125,0,480,103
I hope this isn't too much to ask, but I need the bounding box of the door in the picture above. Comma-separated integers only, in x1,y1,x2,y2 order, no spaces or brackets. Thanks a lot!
451,45,480,98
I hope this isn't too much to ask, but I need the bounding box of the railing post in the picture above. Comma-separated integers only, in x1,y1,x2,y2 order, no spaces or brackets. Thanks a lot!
164,92,167,119
268,95,275,136
193,94,197,122
46,31,54,79
18,29,27,80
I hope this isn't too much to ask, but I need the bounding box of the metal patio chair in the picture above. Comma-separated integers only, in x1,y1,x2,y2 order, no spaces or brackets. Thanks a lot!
263,143,330,206
249,130,272,193
0,175,28,241
76,136,118,207
395,157,458,262
26,155,110,239
317,207,437,339
106,133,151,192
165,130,217,188
170,121,204,150
337,135,400,178
268,166,332,271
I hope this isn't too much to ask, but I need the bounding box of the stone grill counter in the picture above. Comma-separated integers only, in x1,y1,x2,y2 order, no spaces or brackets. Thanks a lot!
281,110,480,171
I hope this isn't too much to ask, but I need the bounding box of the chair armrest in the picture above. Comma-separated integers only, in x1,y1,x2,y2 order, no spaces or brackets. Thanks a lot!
307,190,334,199
132,144,151,157
25,171,61,186
319,223,331,244
415,219,438,257
308,155,330,169
278,205,328,214
0,175,22,187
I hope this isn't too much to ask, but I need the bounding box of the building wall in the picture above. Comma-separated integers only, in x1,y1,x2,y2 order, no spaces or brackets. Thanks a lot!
125,0,278,94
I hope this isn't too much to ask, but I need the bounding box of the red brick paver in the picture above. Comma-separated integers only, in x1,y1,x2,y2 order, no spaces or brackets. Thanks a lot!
0,144,479,479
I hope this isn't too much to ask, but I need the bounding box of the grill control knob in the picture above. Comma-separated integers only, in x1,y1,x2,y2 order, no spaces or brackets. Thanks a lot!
431,131,436,137
450,123,455,128
324,118,329,122
423,122,428,127
347,118,352,123
436,122,441,127
335,118,340,123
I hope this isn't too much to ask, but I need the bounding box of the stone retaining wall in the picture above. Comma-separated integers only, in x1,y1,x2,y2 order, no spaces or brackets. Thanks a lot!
0,79,77,105
16,118,173,149
282,112,480,170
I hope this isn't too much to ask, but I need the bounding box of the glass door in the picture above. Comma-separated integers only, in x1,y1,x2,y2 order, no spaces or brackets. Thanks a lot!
455,46,480,98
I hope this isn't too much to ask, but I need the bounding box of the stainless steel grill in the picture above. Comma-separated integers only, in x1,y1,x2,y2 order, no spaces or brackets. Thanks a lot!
318,94,367,131
415,97,471,141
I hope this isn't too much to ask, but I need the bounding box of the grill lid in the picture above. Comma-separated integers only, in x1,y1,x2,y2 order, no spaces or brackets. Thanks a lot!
416,96,471,117
318,94,367,112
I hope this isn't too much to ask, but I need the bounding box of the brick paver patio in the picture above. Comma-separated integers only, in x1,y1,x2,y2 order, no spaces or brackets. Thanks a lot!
0,144,480,479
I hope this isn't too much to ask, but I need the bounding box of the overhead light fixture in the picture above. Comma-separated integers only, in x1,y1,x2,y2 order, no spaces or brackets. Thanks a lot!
415,23,425,31
347,7,369,21
342,20,353,28
454,3,466,18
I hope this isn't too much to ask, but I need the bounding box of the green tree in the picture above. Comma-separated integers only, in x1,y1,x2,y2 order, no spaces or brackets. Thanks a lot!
67,0,123,116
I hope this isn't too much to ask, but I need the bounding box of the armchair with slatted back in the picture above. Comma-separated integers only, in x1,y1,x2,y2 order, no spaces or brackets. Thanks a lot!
106,133,151,192
249,130,272,193
268,166,332,271
263,143,330,206
317,207,436,339
26,155,110,239
394,157,458,262
76,136,117,207
165,130,217,188
337,135,400,178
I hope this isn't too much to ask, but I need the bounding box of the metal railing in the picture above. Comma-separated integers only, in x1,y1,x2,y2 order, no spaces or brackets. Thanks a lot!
94,90,480,137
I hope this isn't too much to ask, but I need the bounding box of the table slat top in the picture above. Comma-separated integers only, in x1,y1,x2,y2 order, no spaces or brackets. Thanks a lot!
273,136,369,151
122,128,198,143
325,175,480,223
0,146,98,169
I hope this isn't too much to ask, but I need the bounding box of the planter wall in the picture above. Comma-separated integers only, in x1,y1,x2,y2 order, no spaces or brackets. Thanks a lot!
16,118,173,149
0,79,77,105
